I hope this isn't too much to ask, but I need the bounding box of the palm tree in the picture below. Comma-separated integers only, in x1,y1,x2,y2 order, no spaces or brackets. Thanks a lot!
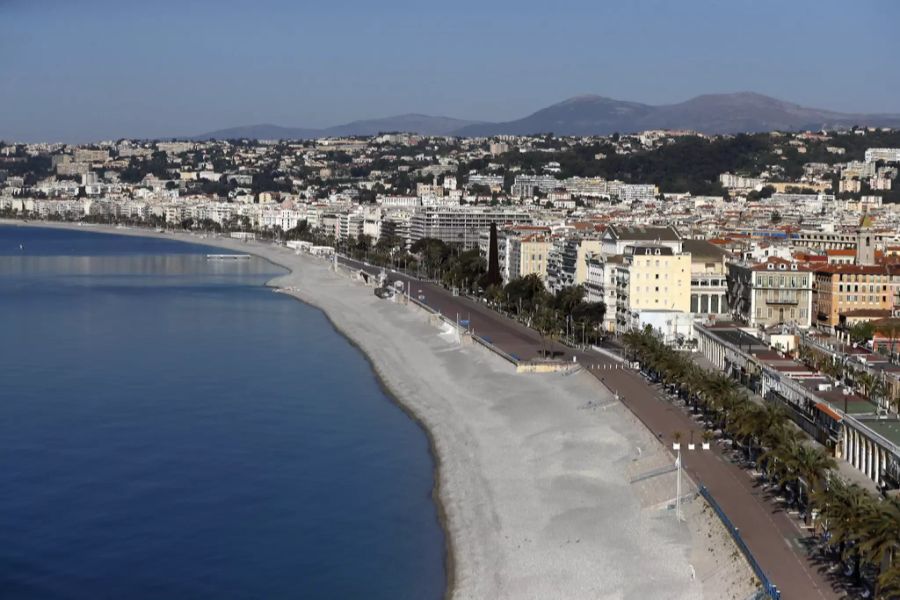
856,371,876,398
869,378,888,410
818,482,877,583
859,497,900,596
730,402,789,465
877,562,900,599
789,444,836,519
714,391,742,435
878,320,900,365
758,427,805,490
534,306,557,359
622,329,645,362
798,344,813,366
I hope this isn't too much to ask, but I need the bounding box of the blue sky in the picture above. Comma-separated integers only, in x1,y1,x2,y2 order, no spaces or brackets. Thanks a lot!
2,0,898,142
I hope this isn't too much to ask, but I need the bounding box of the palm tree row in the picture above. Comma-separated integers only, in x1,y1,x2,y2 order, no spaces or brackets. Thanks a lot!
623,326,900,597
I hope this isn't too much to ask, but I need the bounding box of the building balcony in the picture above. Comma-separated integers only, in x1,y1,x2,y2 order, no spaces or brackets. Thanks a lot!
766,297,800,305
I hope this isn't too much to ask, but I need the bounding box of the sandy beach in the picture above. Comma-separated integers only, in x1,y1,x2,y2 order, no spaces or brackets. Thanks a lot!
2,221,756,599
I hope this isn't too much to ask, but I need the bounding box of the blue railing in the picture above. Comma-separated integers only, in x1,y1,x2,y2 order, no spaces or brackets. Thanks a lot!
698,484,780,600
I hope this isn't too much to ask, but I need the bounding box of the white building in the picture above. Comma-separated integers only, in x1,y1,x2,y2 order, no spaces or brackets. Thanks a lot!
865,148,900,163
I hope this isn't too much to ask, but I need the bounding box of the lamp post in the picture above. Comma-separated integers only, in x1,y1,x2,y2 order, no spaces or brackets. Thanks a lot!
672,431,711,522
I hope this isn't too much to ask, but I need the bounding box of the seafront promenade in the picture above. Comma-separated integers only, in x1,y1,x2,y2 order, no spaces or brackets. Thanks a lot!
339,254,846,600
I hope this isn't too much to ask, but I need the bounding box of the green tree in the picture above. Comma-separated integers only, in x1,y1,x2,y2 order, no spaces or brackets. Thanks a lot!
849,321,876,345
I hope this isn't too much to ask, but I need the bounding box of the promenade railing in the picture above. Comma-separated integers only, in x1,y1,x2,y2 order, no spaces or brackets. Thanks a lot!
698,484,780,600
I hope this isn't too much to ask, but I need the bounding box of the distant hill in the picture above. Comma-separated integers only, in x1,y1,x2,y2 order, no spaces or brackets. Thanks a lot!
190,93,900,140
453,95,654,136
191,114,481,141
638,92,900,134
452,92,900,137
322,114,480,137
192,124,321,141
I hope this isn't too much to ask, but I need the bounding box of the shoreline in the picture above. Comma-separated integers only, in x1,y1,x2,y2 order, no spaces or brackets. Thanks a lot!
3,220,755,599
274,284,459,599
3,220,459,596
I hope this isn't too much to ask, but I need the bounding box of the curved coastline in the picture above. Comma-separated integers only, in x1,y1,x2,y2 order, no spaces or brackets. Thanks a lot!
3,222,461,595
1,220,756,600
266,279,458,599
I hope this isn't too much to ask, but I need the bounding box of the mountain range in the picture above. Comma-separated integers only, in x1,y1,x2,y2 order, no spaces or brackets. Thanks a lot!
193,114,481,141
191,92,900,140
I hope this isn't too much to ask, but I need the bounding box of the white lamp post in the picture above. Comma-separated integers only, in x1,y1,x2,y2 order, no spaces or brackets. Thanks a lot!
672,434,711,521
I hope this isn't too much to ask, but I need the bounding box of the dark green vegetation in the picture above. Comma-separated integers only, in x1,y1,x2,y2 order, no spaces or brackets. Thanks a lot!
624,328,900,598
474,130,900,197
5,127,900,200
279,228,606,347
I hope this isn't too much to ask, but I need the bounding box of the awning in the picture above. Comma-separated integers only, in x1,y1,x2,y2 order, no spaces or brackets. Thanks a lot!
815,402,843,422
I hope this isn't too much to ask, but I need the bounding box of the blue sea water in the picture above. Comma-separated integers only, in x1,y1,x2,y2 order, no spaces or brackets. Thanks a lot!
0,226,444,599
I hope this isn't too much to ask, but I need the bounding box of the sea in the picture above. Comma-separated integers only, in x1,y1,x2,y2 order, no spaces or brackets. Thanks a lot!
0,225,445,599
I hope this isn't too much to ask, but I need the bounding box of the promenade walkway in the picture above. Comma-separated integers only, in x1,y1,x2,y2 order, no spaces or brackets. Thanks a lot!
341,257,847,599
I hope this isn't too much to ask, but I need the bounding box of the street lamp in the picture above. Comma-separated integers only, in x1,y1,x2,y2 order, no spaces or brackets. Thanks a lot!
671,432,711,521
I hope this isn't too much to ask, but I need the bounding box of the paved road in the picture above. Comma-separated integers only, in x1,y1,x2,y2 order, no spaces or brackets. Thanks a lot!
340,256,845,599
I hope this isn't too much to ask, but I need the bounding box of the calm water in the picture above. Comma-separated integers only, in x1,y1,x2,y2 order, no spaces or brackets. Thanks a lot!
0,226,444,599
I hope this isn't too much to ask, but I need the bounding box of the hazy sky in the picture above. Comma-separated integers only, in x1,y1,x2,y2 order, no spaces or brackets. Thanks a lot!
2,0,898,142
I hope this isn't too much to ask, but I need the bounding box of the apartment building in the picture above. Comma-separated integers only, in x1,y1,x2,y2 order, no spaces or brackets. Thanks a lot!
620,183,658,203
510,175,560,198
73,148,110,163
792,230,886,252
865,148,900,163
719,172,764,189
585,254,621,333
683,239,730,315
507,233,552,284
614,245,690,332
813,264,897,330
726,257,814,329
546,237,603,292
408,206,531,249
467,174,504,192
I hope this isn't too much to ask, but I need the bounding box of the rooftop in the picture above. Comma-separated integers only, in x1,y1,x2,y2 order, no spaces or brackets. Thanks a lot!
682,239,728,261
858,418,900,446
606,224,681,242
